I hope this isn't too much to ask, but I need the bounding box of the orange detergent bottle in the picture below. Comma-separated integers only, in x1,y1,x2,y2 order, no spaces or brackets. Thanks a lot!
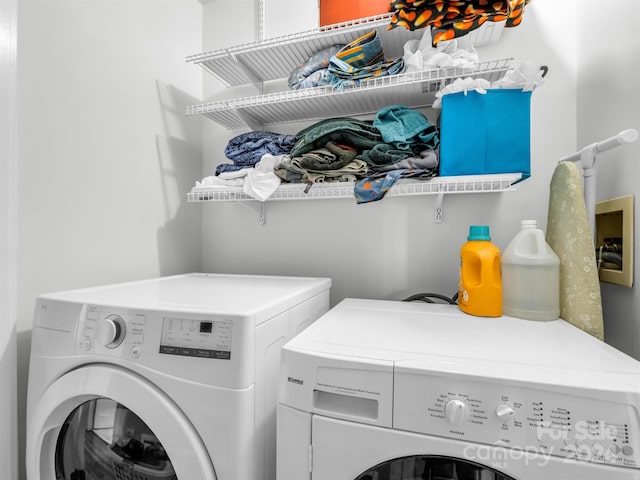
458,225,502,317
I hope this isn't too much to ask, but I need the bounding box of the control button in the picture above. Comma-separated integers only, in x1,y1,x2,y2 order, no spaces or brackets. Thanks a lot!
81,338,92,351
131,345,141,359
495,404,515,422
100,314,126,348
610,444,621,454
445,399,470,426
622,445,634,456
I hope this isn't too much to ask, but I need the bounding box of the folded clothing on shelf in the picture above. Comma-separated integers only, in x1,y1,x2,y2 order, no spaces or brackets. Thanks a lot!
194,154,283,202
217,131,297,175
290,117,383,158
373,104,439,151
204,106,440,203
288,45,344,90
290,107,440,172
327,30,404,90
274,150,368,184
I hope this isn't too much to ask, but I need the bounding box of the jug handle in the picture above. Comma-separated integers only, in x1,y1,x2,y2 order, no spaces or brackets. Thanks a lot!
536,230,547,255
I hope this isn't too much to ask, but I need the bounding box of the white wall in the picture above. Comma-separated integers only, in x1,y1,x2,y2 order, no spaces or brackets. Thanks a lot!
201,0,578,308
16,1,203,478
577,0,640,359
0,0,18,478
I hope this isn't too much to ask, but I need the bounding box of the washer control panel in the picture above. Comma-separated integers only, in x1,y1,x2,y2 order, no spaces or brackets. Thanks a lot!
394,370,640,469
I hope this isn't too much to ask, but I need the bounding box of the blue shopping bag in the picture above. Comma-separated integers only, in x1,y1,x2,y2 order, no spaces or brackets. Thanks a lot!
439,89,531,179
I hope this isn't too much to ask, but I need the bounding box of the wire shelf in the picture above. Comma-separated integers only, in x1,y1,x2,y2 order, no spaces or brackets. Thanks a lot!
186,58,513,130
186,14,505,87
187,173,522,203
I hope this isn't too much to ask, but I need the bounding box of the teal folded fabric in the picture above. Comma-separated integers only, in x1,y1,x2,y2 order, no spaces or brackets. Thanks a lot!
359,143,412,166
373,105,439,151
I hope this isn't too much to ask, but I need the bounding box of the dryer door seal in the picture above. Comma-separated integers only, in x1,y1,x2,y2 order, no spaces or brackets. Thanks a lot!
26,364,217,480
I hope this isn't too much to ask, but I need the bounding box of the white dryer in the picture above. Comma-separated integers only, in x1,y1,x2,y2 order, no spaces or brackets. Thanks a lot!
277,299,640,480
26,272,331,480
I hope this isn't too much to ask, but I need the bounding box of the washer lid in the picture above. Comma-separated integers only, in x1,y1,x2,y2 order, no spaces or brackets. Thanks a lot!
37,273,331,321
284,298,640,388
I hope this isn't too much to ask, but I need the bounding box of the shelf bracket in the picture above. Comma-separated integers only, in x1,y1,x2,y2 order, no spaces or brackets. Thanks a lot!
234,108,263,132
229,52,264,94
434,186,445,224
237,201,266,225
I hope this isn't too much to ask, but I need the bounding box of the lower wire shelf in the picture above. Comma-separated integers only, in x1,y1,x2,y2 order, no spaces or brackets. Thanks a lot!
187,173,523,224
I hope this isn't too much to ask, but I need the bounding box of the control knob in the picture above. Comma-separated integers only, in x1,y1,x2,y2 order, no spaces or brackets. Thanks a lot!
496,403,515,422
100,314,126,348
445,399,470,426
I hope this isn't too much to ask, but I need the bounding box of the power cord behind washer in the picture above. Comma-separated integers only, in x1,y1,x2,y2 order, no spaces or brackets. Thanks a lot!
402,292,458,304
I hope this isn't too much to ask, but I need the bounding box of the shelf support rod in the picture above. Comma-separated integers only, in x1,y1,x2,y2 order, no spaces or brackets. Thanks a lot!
237,201,266,225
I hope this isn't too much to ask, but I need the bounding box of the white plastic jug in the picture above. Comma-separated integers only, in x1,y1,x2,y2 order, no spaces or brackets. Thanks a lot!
502,220,560,321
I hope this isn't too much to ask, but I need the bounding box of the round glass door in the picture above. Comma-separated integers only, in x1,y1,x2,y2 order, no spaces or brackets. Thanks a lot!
27,365,216,480
55,397,177,480
355,455,515,480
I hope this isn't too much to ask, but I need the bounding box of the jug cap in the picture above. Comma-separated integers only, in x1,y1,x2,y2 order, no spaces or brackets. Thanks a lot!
468,225,491,241
521,220,537,228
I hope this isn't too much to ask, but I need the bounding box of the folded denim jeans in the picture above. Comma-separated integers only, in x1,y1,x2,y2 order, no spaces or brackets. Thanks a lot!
224,131,296,165
217,131,297,175
327,29,404,91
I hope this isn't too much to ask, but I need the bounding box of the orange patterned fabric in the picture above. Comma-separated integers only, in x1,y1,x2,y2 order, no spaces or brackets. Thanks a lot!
388,0,529,45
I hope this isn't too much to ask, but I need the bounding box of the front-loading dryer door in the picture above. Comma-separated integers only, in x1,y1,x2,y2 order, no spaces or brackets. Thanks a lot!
26,364,217,480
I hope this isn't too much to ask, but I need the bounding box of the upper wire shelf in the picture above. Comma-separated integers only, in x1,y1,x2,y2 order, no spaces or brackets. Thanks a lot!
186,13,506,88
186,58,513,130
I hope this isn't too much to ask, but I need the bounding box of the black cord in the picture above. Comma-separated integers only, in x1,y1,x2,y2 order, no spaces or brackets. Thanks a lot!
402,292,458,305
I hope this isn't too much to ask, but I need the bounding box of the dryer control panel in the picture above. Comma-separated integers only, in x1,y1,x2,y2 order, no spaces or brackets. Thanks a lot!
77,305,149,359
76,304,235,361
73,304,249,388
394,369,640,470
158,316,233,359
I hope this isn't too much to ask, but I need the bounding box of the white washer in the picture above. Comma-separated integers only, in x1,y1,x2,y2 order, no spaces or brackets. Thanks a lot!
26,272,331,480
277,298,640,480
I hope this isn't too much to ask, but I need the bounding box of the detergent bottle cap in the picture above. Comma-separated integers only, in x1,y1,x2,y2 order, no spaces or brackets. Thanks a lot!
467,225,491,241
